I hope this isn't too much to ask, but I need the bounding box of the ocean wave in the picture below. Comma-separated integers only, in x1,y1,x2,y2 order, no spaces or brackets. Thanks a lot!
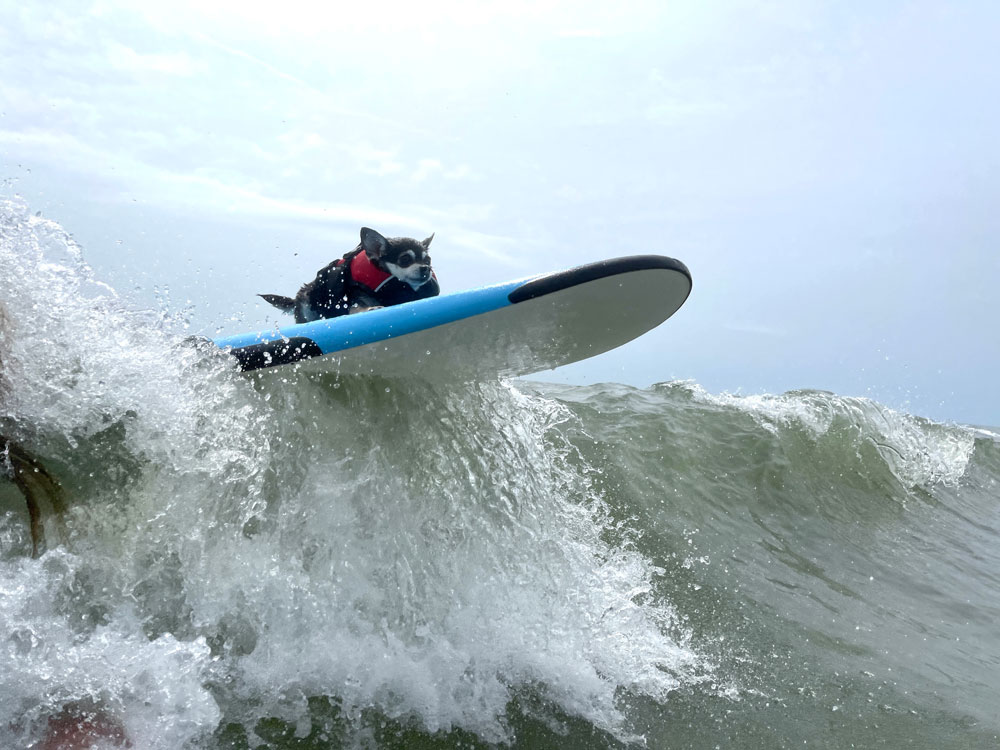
2,199,997,749
684,383,976,489
1,199,710,746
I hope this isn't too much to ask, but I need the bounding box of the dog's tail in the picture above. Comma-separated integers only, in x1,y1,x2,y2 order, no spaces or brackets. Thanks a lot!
258,294,296,315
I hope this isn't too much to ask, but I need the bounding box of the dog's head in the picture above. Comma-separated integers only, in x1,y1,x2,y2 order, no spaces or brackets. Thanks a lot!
360,227,434,290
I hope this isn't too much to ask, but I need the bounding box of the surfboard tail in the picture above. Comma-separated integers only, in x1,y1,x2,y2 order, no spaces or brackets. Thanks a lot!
258,293,296,314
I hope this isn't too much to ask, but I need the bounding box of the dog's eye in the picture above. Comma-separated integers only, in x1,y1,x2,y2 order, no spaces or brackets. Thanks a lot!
396,252,415,268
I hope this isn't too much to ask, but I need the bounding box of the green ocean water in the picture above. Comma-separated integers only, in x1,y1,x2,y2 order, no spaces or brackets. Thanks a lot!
2,200,999,748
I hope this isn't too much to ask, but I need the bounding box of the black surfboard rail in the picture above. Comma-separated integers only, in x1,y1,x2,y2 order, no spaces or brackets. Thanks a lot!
231,336,323,372
507,255,692,305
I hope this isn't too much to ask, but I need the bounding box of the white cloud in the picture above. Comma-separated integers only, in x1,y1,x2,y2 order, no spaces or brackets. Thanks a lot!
645,97,730,123
0,128,118,180
346,144,405,177
407,159,478,184
118,0,634,39
411,159,444,183
443,227,524,266
0,126,401,227
443,164,475,181
188,33,435,135
105,43,201,76
275,130,328,159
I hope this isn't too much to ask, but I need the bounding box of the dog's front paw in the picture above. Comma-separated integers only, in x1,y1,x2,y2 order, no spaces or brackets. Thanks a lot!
349,305,385,314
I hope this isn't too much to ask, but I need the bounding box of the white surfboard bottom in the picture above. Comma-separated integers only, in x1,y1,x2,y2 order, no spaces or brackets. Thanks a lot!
284,266,690,381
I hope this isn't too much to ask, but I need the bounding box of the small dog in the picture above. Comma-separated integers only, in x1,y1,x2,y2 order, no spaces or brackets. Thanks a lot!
260,227,439,323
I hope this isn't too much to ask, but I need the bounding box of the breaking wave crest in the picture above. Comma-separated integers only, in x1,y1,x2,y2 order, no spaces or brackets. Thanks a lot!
2,199,996,749
1,199,707,747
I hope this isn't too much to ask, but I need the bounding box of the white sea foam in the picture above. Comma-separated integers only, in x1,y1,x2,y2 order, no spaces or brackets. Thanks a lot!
680,382,976,489
0,551,220,749
1,198,708,746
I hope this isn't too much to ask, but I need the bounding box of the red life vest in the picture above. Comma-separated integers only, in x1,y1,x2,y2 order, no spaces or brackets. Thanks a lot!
337,249,392,292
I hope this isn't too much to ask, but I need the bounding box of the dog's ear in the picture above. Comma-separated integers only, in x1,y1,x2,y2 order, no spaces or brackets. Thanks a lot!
421,233,434,250
360,227,388,259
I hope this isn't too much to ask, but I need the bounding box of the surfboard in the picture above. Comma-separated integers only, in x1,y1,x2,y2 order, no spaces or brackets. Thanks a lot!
214,255,691,379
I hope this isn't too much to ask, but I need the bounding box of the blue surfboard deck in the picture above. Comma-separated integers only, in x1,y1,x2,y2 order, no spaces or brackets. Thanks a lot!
214,255,691,379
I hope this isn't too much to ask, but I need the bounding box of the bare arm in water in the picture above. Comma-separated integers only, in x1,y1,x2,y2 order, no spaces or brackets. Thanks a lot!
0,302,66,557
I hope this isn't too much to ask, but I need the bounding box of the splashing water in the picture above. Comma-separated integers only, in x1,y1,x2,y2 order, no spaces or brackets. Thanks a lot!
4,199,997,749
0,198,710,747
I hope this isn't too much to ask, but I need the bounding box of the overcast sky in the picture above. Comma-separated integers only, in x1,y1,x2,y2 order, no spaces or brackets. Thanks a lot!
2,0,997,425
